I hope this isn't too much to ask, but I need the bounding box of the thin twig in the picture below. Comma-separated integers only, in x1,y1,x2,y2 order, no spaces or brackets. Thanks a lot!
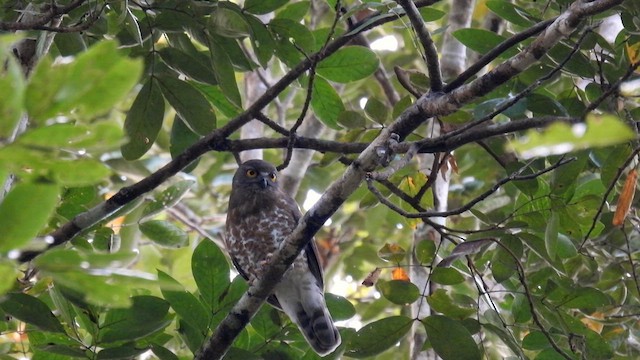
490,238,573,360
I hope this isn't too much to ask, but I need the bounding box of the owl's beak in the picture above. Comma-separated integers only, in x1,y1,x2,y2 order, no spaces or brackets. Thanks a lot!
259,174,270,189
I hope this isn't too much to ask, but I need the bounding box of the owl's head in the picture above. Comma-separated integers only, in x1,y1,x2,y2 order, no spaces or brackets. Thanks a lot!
232,159,279,191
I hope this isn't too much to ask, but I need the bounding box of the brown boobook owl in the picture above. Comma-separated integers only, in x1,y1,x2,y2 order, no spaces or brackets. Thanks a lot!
225,159,341,355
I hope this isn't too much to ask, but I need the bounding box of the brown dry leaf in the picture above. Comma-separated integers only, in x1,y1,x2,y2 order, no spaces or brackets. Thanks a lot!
581,312,605,334
613,169,637,227
362,267,381,287
392,267,410,281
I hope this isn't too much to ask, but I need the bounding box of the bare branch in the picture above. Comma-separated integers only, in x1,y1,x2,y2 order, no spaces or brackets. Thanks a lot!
396,0,443,92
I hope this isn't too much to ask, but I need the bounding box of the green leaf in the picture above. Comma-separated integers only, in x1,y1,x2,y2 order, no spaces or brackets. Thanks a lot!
584,330,613,359
0,50,25,138
492,235,522,283
208,35,242,106
415,240,436,264
509,114,636,159
244,0,289,14
526,93,568,117
191,240,230,309
99,295,171,343
0,260,18,295
142,180,196,220
316,46,379,83
0,183,59,252
337,110,367,129
169,116,201,173
96,344,149,360
158,270,210,333
418,7,447,22
250,306,281,339
276,1,310,21
158,75,216,136
158,47,217,85
545,211,560,260
0,293,65,333
269,18,315,58
486,0,535,26
562,287,611,309
151,345,179,360
26,40,142,121
422,315,481,360
377,280,420,305
139,220,189,248
364,97,390,124
191,83,242,118
311,77,344,130
49,159,111,186
426,289,476,319
245,15,276,67
452,29,517,58
431,267,465,285
210,5,250,38
523,331,551,350
345,315,413,358
325,293,356,321
121,78,165,160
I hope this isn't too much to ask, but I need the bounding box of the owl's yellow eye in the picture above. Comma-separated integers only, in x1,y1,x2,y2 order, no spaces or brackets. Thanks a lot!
246,169,257,177
269,173,277,181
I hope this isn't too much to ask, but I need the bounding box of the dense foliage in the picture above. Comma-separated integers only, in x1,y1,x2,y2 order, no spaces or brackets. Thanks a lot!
0,0,639,359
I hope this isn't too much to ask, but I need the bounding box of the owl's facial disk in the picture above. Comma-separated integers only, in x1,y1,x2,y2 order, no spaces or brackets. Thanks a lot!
235,160,278,191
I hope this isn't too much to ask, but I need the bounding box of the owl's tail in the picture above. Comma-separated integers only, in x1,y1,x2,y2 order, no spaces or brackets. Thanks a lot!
275,281,341,356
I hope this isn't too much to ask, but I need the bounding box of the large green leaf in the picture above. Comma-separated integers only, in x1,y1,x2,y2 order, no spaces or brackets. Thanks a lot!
157,75,216,136
25,40,142,121
208,35,242,107
344,316,413,358
210,5,250,38
377,280,420,305
141,180,196,220
0,183,59,252
325,293,356,321
191,239,230,309
509,114,636,159
452,29,517,58
486,0,535,26
311,77,344,130
426,289,476,319
316,46,379,83
0,44,25,138
158,47,217,85
245,14,277,67
158,270,210,334
139,220,189,248
169,116,201,173
0,293,65,333
122,77,165,160
99,295,171,343
422,315,481,360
